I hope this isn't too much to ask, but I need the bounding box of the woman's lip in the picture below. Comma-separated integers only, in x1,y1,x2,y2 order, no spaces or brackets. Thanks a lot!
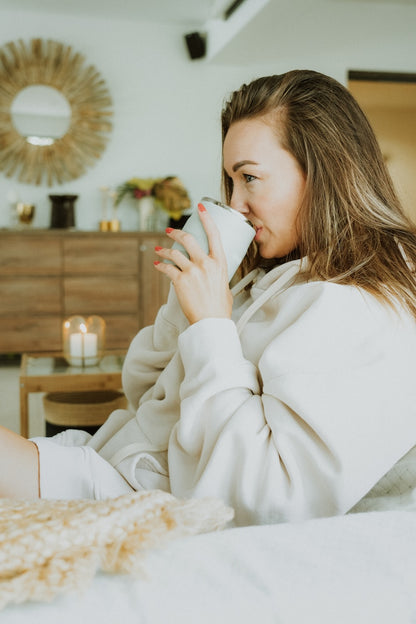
254,227,262,241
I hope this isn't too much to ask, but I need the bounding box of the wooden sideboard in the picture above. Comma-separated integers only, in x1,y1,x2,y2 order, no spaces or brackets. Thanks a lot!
0,229,169,353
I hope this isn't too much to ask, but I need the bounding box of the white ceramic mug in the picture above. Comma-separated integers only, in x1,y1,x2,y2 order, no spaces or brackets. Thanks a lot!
170,196,255,281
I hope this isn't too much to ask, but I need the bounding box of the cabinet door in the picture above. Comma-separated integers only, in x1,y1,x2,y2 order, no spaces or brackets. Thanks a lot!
0,277,61,314
64,276,139,314
0,237,61,275
0,317,62,352
63,236,140,350
139,234,170,328
103,314,140,349
0,235,62,353
63,238,138,274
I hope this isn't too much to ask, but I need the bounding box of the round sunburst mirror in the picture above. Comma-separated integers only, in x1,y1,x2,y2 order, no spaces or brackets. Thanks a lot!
0,38,113,186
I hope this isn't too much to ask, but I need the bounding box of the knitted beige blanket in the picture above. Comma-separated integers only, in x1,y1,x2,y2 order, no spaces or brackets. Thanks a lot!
0,490,233,610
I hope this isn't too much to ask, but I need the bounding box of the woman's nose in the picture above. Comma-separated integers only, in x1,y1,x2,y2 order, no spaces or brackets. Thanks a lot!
229,192,249,215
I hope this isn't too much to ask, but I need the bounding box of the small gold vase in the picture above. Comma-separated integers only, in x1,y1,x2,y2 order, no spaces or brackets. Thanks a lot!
99,219,120,232
16,203,35,226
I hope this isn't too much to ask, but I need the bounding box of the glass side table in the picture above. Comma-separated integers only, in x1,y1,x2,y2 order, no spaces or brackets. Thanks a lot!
19,351,125,438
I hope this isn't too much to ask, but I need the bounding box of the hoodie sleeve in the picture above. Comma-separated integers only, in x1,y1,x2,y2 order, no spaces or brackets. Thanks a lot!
170,282,416,526
122,284,189,410
87,283,188,471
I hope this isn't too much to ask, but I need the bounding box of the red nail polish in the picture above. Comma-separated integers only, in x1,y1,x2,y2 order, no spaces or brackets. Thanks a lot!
198,203,206,212
154,260,160,265
165,227,173,233
154,246,162,251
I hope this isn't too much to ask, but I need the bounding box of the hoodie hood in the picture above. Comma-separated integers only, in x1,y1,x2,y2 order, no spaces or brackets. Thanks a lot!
233,258,309,334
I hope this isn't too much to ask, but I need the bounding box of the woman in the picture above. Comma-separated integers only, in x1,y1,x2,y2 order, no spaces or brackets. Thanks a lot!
2,69,416,526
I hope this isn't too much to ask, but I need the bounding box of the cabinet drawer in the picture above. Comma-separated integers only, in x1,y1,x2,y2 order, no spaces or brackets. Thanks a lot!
0,316,62,352
64,276,139,314
139,236,170,327
103,314,140,349
63,238,138,274
0,277,61,314
0,237,61,275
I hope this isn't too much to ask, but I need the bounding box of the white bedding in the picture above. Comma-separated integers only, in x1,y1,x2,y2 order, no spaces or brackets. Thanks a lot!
3,510,416,624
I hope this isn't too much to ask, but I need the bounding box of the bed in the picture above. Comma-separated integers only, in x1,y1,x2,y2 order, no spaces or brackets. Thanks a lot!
1,489,415,624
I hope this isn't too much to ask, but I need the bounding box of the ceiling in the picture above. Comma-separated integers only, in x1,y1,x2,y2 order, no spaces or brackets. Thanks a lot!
0,0,229,25
2,0,414,25
1,0,415,65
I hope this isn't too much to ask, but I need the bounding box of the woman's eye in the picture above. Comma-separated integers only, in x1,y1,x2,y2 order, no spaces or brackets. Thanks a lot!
243,174,256,183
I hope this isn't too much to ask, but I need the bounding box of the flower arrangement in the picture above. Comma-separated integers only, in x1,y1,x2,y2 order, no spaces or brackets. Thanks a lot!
115,176,191,220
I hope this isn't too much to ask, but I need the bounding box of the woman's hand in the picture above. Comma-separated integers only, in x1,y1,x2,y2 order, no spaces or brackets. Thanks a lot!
153,204,233,324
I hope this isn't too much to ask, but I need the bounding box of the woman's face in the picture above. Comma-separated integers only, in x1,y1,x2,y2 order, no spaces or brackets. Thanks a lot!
223,117,306,259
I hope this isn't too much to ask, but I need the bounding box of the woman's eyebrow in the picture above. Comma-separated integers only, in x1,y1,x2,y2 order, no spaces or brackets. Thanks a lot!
232,160,259,172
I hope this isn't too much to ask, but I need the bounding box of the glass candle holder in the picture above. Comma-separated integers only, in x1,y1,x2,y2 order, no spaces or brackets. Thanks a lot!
62,315,105,367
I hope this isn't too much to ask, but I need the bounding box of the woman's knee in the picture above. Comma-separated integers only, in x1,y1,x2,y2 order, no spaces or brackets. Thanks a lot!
0,426,39,499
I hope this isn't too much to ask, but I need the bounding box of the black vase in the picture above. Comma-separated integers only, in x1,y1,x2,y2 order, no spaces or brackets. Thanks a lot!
49,195,78,229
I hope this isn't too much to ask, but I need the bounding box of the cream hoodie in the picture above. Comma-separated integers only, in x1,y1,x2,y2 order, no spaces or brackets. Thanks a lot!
87,258,416,526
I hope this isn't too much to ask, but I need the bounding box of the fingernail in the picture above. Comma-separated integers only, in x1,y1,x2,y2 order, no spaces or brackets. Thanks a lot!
198,203,206,212
165,227,173,233
154,246,162,251
153,260,161,265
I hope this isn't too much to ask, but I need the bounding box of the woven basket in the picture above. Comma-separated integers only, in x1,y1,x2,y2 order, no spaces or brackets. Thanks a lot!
43,390,127,427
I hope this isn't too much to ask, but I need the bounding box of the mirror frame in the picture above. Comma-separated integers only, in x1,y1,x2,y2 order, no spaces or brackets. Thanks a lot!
0,38,113,186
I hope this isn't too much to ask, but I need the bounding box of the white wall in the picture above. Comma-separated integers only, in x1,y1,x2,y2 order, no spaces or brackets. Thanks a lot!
0,10,252,230
0,3,415,230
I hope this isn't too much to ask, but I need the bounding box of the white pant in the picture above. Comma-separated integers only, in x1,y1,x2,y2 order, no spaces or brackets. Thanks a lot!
32,430,134,500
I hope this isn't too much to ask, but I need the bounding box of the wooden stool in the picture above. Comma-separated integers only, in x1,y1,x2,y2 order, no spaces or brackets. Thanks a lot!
43,390,127,436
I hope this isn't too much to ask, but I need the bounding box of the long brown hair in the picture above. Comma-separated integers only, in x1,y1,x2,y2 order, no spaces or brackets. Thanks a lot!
221,69,416,317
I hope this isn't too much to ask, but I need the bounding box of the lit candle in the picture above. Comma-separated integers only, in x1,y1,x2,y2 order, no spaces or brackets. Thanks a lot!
69,324,98,366
83,332,98,365
69,332,83,366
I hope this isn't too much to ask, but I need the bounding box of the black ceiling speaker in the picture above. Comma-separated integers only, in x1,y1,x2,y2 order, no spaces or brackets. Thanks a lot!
184,32,206,60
